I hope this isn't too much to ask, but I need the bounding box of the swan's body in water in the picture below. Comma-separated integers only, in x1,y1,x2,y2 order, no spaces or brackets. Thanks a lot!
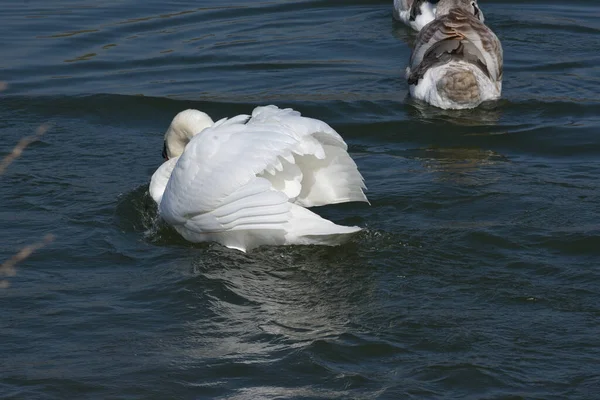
393,0,484,32
406,0,502,109
149,105,368,252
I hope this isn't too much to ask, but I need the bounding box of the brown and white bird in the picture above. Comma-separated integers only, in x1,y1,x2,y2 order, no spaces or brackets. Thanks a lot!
405,0,503,109
393,0,484,32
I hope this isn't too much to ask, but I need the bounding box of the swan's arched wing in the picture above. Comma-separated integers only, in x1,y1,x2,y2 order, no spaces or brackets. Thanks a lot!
249,105,347,150
249,106,368,207
410,9,502,81
294,145,368,207
159,117,301,232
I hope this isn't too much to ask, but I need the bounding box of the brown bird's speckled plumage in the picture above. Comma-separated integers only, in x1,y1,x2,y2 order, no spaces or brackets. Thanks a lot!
406,5,503,109
410,9,502,80
394,0,485,32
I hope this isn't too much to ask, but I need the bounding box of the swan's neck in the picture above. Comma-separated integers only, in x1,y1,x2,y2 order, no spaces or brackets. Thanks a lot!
164,109,214,158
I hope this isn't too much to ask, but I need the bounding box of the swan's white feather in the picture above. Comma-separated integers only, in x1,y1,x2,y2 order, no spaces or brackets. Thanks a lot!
295,145,369,207
247,105,367,206
284,204,361,246
249,105,348,150
150,105,368,251
149,157,178,205
176,178,291,233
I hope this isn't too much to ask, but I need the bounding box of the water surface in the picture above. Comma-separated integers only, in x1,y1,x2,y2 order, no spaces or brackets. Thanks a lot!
1,0,600,398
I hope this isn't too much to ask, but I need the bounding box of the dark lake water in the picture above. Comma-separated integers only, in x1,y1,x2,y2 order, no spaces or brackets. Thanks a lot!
2,0,600,398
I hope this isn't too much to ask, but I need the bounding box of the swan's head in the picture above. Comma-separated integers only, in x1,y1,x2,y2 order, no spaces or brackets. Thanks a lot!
162,109,214,159
436,0,484,22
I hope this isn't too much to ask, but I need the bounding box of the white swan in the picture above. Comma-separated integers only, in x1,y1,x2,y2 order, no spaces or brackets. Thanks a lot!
149,105,369,252
393,0,484,32
406,0,502,109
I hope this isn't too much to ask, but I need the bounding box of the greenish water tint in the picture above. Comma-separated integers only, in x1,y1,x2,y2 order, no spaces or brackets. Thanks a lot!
2,0,600,398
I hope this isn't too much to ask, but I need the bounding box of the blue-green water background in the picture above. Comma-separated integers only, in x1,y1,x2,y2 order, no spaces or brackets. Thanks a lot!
1,0,600,398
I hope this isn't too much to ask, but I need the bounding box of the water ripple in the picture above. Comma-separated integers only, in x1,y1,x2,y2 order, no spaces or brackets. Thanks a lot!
2,1,600,399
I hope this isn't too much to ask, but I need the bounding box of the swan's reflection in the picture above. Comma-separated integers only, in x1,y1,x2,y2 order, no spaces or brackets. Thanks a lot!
176,243,376,361
414,146,508,185
400,96,507,184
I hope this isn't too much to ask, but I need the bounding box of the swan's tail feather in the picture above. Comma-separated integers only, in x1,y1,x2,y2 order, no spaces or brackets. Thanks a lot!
181,203,361,252
284,204,361,247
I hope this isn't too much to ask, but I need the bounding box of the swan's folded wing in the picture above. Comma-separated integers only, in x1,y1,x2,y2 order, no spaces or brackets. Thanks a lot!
179,177,291,234
158,117,302,227
408,38,492,85
410,9,503,81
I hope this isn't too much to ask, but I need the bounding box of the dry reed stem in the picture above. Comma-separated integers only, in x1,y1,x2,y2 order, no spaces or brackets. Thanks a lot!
0,234,55,288
1,82,54,288
0,124,49,175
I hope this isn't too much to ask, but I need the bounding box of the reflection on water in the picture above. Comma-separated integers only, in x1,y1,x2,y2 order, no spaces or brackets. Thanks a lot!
188,244,372,342
407,98,504,126
37,29,99,39
415,147,507,185
390,19,419,50
116,182,379,362
65,52,97,63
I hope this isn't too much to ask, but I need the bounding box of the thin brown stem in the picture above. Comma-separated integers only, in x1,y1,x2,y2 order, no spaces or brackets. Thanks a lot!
0,124,49,176
0,234,55,288
0,88,54,288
